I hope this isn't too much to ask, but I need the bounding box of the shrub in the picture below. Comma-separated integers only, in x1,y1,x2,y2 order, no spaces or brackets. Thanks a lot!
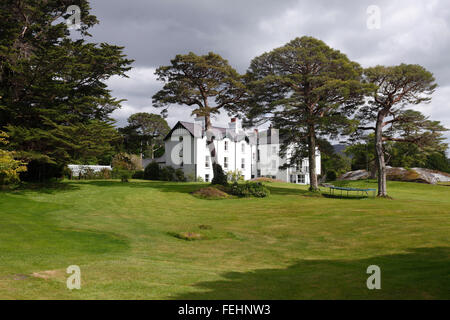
99,168,112,179
196,176,204,182
119,170,132,183
160,166,176,181
0,132,27,185
144,161,160,180
112,152,141,170
175,168,186,182
211,163,227,186
227,169,244,183
80,167,96,179
132,170,144,179
228,182,270,198
326,170,337,182
112,168,133,182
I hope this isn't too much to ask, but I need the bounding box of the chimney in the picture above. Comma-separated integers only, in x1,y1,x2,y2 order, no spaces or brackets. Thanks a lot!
228,117,241,132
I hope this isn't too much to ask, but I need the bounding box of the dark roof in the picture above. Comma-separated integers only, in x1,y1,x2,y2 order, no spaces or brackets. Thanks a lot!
164,121,242,141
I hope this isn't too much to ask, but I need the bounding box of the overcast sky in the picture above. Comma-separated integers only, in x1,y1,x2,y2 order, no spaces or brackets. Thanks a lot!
87,0,450,144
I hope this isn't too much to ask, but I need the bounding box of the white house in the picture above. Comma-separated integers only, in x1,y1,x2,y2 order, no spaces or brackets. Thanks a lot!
150,117,320,184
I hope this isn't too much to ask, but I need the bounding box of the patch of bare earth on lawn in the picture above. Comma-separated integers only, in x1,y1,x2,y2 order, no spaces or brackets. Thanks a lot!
31,269,64,280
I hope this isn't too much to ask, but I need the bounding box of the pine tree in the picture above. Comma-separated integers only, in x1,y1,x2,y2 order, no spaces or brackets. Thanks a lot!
245,37,373,191
152,52,246,162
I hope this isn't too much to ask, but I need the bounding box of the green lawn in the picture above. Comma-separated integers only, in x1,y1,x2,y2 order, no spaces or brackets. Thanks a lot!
0,179,449,299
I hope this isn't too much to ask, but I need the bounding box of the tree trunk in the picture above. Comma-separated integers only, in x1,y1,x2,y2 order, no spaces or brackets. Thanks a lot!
375,112,387,197
308,125,319,191
205,114,217,164
369,162,377,179
150,143,154,160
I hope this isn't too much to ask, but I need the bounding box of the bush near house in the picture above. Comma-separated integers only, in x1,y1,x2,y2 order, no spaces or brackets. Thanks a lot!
175,168,186,182
228,182,270,198
112,168,132,182
144,161,160,180
227,169,244,183
132,170,145,179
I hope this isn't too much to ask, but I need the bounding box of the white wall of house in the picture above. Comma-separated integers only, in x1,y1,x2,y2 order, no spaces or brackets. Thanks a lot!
159,118,321,185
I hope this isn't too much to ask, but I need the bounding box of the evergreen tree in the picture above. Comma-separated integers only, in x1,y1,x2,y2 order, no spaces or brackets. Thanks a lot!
0,0,132,180
245,37,372,191
358,65,438,196
152,52,246,162
120,113,169,159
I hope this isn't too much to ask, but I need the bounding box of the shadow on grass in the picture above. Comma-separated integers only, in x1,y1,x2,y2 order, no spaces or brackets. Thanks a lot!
0,196,130,269
174,247,450,300
322,194,373,200
66,179,207,194
1,182,80,195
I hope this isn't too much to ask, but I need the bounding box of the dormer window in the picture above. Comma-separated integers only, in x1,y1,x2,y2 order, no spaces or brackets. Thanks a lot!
224,141,228,151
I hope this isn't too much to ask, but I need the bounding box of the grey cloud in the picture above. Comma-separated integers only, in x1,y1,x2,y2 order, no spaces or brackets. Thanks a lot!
87,0,450,144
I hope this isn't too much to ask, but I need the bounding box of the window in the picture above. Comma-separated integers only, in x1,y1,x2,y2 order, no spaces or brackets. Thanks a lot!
304,166,309,173
271,160,277,170
257,169,261,177
257,149,260,161
224,141,228,151
272,146,277,155
241,158,245,169
241,143,245,153
224,157,228,169
252,152,256,160
298,174,305,184
205,174,210,182
205,156,210,168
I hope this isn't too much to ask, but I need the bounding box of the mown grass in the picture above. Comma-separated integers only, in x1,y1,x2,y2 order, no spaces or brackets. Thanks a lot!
0,179,448,299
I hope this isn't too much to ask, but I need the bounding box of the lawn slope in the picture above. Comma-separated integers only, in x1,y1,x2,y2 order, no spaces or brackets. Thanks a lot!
0,180,448,299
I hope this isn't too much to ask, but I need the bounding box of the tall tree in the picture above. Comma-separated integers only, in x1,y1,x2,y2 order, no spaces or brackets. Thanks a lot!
152,52,246,161
358,65,437,196
0,0,132,180
245,36,372,191
120,113,170,159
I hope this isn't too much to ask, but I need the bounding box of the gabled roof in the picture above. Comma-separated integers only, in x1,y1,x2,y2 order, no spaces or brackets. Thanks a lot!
164,121,230,141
